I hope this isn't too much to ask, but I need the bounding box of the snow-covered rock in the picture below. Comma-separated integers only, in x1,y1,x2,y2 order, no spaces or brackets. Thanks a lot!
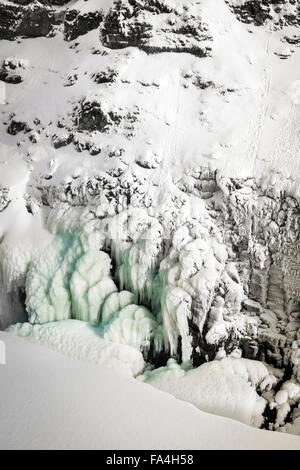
0,57,29,84
141,357,277,427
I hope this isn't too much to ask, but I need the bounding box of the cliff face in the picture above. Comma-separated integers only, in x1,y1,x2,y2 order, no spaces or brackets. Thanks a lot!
1,0,300,434
0,0,104,40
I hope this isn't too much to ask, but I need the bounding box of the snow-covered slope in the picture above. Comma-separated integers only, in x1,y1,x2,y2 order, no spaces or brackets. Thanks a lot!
1,331,300,450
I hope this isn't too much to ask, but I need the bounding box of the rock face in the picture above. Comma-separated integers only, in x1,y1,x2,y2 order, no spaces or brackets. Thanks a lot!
0,57,28,84
76,96,122,132
64,8,104,41
0,2,57,40
75,91,139,136
7,119,30,135
100,0,213,56
227,0,300,27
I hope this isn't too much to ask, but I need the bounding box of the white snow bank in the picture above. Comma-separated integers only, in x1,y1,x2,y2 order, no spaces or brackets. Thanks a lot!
103,304,157,353
141,357,277,427
6,320,144,377
1,332,299,450
102,290,137,322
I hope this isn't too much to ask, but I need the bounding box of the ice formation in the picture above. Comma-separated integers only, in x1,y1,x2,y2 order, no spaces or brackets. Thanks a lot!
25,233,85,324
103,304,157,353
102,290,137,322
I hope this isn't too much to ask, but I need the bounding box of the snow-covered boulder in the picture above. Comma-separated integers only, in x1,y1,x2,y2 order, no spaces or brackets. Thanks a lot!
64,8,104,42
0,58,29,84
100,0,213,57
142,357,277,427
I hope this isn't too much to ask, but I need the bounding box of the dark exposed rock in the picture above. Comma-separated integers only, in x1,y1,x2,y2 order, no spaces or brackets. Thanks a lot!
227,0,300,28
100,0,213,57
64,8,104,42
284,34,300,45
75,95,139,134
267,263,286,315
52,131,73,149
192,76,215,89
243,298,262,313
258,328,287,349
0,284,27,331
0,1,103,41
77,100,117,132
7,119,30,135
241,338,259,359
92,68,118,84
63,73,78,87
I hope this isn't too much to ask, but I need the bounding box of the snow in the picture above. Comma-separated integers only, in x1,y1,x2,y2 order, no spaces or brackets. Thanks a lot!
1,331,300,450
1,0,300,445
70,250,117,323
6,320,144,376
25,233,85,324
103,304,157,353
141,357,277,427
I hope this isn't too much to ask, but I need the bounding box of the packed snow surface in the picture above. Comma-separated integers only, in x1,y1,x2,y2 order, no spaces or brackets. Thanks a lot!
1,332,300,450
